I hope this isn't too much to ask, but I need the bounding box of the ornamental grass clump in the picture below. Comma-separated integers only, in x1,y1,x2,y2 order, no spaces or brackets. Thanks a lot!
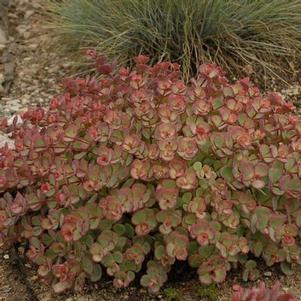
47,0,301,80
1,53,301,293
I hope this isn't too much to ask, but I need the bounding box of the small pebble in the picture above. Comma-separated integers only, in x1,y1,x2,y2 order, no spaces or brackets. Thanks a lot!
264,271,272,277
39,292,52,301
30,275,38,281
3,254,9,260
1,285,11,293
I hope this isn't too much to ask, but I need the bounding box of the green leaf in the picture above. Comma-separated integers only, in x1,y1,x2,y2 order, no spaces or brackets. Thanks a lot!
154,245,165,259
238,113,247,125
113,251,123,263
199,273,212,285
82,256,94,275
101,253,114,267
81,234,94,247
220,165,233,181
64,124,78,140
90,264,102,282
34,137,46,148
213,97,224,110
182,192,192,204
198,245,215,259
183,213,197,225
280,262,294,276
245,260,256,270
295,210,301,227
140,275,150,287
212,268,226,283
239,161,254,180
116,236,128,250
188,241,199,255
120,260,138,272
253,207,270,232
211,115,223,128
98,219,113,230
41,234,53,246
162,179,177,189
45,249,56,259
285,158,296,172
284,178,301,192
213,133,224,148
188,254,202,268
132,210,147,225
113,224,126,235
269,161,283,184
124,223,135,238
32,216,41,226
253,241,263,257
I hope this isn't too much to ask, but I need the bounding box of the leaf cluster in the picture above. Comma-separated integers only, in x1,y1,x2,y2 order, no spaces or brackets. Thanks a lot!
1,54,301,293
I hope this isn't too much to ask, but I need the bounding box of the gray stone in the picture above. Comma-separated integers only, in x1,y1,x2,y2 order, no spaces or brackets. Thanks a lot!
264,271,272,277
0,28,7,44
39,292,52,301
0,134,14,149
7,114,23,127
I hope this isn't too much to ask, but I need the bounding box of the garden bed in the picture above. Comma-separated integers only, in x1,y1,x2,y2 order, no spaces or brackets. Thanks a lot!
1,1,301,301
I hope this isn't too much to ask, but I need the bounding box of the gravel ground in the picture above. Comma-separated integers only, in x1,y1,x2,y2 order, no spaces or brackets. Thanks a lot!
0,0,301,301
0,0,71,117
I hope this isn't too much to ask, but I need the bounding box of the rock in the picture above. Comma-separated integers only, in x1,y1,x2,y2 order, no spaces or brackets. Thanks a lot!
16,25,27,36
3,254,9,260
6,296,23,301
29,275,38,281
264,271,272,277
0,133,14,149
6,99,22,112
38,292,52,301
0,0,9,6
24,10,35,19
0,28,7,44
1,285,11,293
0,73,4,84
7,114,23,126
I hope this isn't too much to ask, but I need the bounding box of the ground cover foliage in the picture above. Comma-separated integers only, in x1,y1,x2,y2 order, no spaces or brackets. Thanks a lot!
0,54,301,294
231,282,298,301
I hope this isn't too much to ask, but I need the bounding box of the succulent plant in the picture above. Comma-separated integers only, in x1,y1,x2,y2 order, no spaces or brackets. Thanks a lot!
231,282,298,301
0,53,301,293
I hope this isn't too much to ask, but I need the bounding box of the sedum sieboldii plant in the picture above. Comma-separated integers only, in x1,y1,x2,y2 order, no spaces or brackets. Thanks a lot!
1,53,301,293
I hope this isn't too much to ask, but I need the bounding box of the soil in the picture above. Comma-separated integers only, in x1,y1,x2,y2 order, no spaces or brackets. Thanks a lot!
1,247,301,301
0,0,71,117
0,0,301,300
